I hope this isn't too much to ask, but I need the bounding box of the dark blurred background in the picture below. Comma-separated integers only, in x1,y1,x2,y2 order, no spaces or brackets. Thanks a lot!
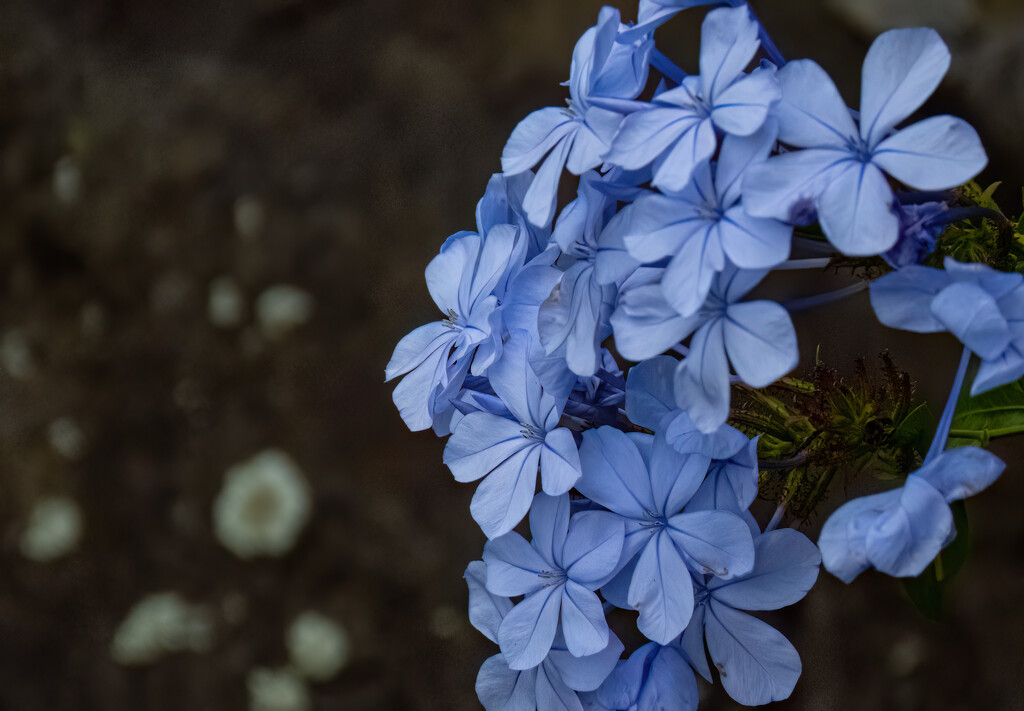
1,0,1023,709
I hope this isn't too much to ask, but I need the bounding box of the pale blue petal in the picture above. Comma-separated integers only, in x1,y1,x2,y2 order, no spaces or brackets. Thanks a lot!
869,265,950,332
704,601,801,705
741,148,849,222
564,512,626,587
667,510,755,578
972,347,1024,395
541,429,584,496
651,118,717,193
593,206,641,286
674,319,731,434
536,664,585,711
622,192,705,263
488,330,552,428
636,644,699,711
625,356,677,431
530,492,571,569
629,530,695,644
593,643,655,709
561,581,611,658
606,108,702,171
715,121,778,208
567,108,623,175
916,447,1005,503
873,115,987,189
549,631,624,692
476,654,537,711
860,28,950,148
611,283,703,362
818,489,901,583
865,476,952,577
524,135,575,228
425,232,478,314
662,222,725,318
466,560,513,643
391,334,458,431
711,66,780,137
708,529,820,611
578,427,656,518
930,282,1010,360
699,5,760,101
649,435,711,515
483,532,549,597
445,413,533,483
774,59,858,148
385,322,454,381
818,160,899,256
666,414,748,459
500,583,564,670
502,107,580,175
723,300,798,387
599,553,640,610
471,446,542,539
680,603,711,682
719,206,792,269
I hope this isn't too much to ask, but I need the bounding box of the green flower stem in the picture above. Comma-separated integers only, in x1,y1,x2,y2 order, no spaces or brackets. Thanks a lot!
948,425,1024,440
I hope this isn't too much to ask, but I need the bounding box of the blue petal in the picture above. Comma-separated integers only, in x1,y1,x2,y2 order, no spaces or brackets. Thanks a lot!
711,67,780,137
425,232,478,315
774,59,858,148
674,319,731,434
567,108,623,175
704,600,802,705
622,192,705,264
817,489,901,583
561,581,611,658
869,264,950,332
635,644,699,711
466,560,513,643
859,28,950,148
741,148,849,222
593,642,656,709
578,427,657,518
818,160,899,256
625,356,677,431
476,654,538,711
539,263,607,377
698,5,759,101
629,530,695,644
719,207,792,269
715,121,778,208
391,332,460,431
483,532,549,602
524,134,575,228
723,300,798,387
665,414,748,460
445,413,534,484
564,512,626,588
651,118,717,193
502,107,579,175
470,446,542,539
385,322,454,381
667,510,755,578
662,222,725,318
873,116,988,190
931,282,1010,360
500,583,564,670
972,346,1024,395
606,108,703,172
548,631,624,692
708,529,820,611
649,434,711,515
542,429,584,496
916,447,1005,502
680,603,712,682
865,476,952,578
488,330,554,428
593,206,640,286
535,663,585,711
611,283,703,362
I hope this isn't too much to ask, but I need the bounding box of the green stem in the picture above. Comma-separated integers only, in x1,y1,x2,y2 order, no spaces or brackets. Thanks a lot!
948,425,1024,440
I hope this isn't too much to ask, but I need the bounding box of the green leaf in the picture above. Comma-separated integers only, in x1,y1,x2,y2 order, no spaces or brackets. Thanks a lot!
949,375,1024,446
901,501,969,620
893,402,931,452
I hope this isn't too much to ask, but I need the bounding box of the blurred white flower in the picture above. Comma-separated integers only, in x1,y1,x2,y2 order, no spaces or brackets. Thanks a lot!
20,496,83,562
0,330,35,380
209,276,246,328
214,449,312,559
48,417,85,460
286,611,352,681
247,667,310,711
53,155,82,205
110,592,214,665
255,285,315,341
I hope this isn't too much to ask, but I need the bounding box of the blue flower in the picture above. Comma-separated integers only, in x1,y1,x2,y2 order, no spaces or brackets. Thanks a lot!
611,265,798,433
386,226,526,431
476,171,552,262
466,561,625,711
620,125,791,316
576,427,755,644
882,200,948,268
483,493,625,669
743,28,987,256
501,8,654,227
818,446,1004,582
622,0,744,40
606,5,780,192
870,257,1024,394
681,529,820,705
444,331,583,538
590,641,699,711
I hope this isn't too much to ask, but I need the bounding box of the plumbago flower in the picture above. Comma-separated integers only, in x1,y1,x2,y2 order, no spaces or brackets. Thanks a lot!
501,7,654,227
742,28,987,255
606,5,780,192
386,1,1022,707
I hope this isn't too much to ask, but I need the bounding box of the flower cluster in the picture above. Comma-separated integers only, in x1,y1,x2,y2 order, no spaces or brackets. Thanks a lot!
387,2,1013,708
